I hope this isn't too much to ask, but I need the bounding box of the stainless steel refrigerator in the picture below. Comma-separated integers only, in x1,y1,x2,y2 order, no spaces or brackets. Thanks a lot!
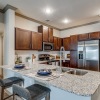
78,40,99,71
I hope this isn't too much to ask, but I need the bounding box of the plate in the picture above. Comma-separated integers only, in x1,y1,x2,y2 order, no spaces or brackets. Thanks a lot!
14,64,25,69
37,69,52,76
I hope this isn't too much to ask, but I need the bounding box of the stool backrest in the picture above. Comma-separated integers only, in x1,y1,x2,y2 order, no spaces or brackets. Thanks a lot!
13,84,31,100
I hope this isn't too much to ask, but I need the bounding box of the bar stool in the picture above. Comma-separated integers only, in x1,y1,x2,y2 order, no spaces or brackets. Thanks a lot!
0,77,24,100
13,84,51,100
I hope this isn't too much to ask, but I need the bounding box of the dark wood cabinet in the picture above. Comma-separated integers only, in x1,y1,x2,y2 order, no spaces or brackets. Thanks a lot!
38,25,48,42
89,32,100,39
70,51,77,68
78,33,89,41
63,37,70,51
62,60,70,67
54,37,62,50
38,25,53,42
15,28,32,50
32,32,42,50
48,28,53,43
70,35,78,50
54,37,59,50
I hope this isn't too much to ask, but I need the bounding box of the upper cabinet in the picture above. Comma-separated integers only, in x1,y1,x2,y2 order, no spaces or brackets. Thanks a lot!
38,25,53,43
78,33,89,41
15,28,32,50
15,28,42,50
63,37,70,51
32,32,42,50
54,37,62,50
48,28,53,43
89,32,100,39
70,35,78,50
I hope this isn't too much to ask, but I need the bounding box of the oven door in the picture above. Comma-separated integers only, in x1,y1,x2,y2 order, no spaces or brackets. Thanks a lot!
43,42,53,51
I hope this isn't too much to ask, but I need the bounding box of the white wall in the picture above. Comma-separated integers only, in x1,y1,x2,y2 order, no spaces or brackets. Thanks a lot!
15,16,60,37
60,22,100,38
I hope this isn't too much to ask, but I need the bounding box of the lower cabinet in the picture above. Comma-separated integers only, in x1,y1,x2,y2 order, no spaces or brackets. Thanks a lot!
70,51,77,68
62,60,70,67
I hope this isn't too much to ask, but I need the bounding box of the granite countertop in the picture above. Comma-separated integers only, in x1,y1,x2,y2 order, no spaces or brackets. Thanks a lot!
1,63,100,97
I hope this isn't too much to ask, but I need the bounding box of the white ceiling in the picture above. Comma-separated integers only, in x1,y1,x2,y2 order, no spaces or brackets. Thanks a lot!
0,0,100,30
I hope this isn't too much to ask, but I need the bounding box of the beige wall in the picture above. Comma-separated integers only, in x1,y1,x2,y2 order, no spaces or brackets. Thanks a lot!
60,22,100,38
15,15,60,37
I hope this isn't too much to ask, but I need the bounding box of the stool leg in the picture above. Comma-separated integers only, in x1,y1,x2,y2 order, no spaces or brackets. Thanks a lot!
45,93,50,100
13,92,15,100
1,87,4,100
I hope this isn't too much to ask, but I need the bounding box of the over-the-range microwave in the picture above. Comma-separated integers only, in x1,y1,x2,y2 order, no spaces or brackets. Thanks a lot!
43,42,53,51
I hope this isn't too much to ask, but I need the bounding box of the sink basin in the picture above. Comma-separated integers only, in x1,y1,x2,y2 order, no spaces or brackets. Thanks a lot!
61,68,88,76
67,70,88,76
52,68,88,76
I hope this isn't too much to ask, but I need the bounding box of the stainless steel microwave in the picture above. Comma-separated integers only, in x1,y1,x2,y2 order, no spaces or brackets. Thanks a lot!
43,42,53,51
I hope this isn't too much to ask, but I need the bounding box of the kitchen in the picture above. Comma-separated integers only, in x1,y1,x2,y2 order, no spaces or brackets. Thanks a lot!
0,0,100,100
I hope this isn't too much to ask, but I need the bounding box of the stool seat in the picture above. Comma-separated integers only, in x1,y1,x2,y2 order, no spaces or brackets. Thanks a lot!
0,77,24,87
0,77,24,100
13,84,51,100
26,84,51,100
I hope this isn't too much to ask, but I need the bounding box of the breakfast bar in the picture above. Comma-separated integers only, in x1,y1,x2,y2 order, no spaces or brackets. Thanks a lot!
1,63,100,100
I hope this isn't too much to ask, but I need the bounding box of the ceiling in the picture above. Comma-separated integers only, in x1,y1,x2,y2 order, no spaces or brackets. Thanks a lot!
0,0,100,30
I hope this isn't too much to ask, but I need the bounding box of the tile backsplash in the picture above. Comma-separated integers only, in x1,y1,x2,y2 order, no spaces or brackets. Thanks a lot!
15,50,61,63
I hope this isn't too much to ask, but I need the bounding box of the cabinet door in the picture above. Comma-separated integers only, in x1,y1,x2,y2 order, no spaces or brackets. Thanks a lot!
38,25,48,42
48,28,53,43
78,33,89,41
58,38,62,50
54,37,58,50
70,51,77,68
15,28,31,50
63,37,70,51
70,35,78,50
89,32,100,39
32,32,42,50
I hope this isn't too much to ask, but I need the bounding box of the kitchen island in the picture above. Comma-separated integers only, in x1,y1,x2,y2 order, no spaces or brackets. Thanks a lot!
1,63,100,100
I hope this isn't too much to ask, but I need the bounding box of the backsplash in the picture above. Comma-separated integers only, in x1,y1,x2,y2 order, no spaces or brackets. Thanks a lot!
15,50,60,62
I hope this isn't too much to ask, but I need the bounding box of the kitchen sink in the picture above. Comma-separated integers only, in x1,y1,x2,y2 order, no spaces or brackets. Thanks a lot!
67,70,88,76
62,68,88,76
52,68,88,76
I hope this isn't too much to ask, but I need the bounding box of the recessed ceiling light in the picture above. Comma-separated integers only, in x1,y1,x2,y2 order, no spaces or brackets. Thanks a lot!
63,19,69,24
45,8,52,14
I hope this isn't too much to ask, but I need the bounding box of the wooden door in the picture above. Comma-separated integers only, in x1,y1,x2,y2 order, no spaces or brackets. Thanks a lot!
15,28,32,50
63,37,70,51
48,28,53,43
78,33,89,41
70,35,78,50
89,32,100,39
54,37,58,50
38,25,48,42
70,51,77,68
58,38,62,50
32,32,42,50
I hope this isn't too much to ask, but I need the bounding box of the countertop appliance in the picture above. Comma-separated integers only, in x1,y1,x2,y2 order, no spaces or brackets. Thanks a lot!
78,40,100,71
38,54,50,61
43,42,53,51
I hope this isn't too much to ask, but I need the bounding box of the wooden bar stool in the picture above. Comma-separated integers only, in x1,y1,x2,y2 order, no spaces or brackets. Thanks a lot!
0,77,24,100
13,84,51,100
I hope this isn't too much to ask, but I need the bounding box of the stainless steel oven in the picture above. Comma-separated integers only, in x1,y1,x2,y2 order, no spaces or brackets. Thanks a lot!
43,42,53,51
